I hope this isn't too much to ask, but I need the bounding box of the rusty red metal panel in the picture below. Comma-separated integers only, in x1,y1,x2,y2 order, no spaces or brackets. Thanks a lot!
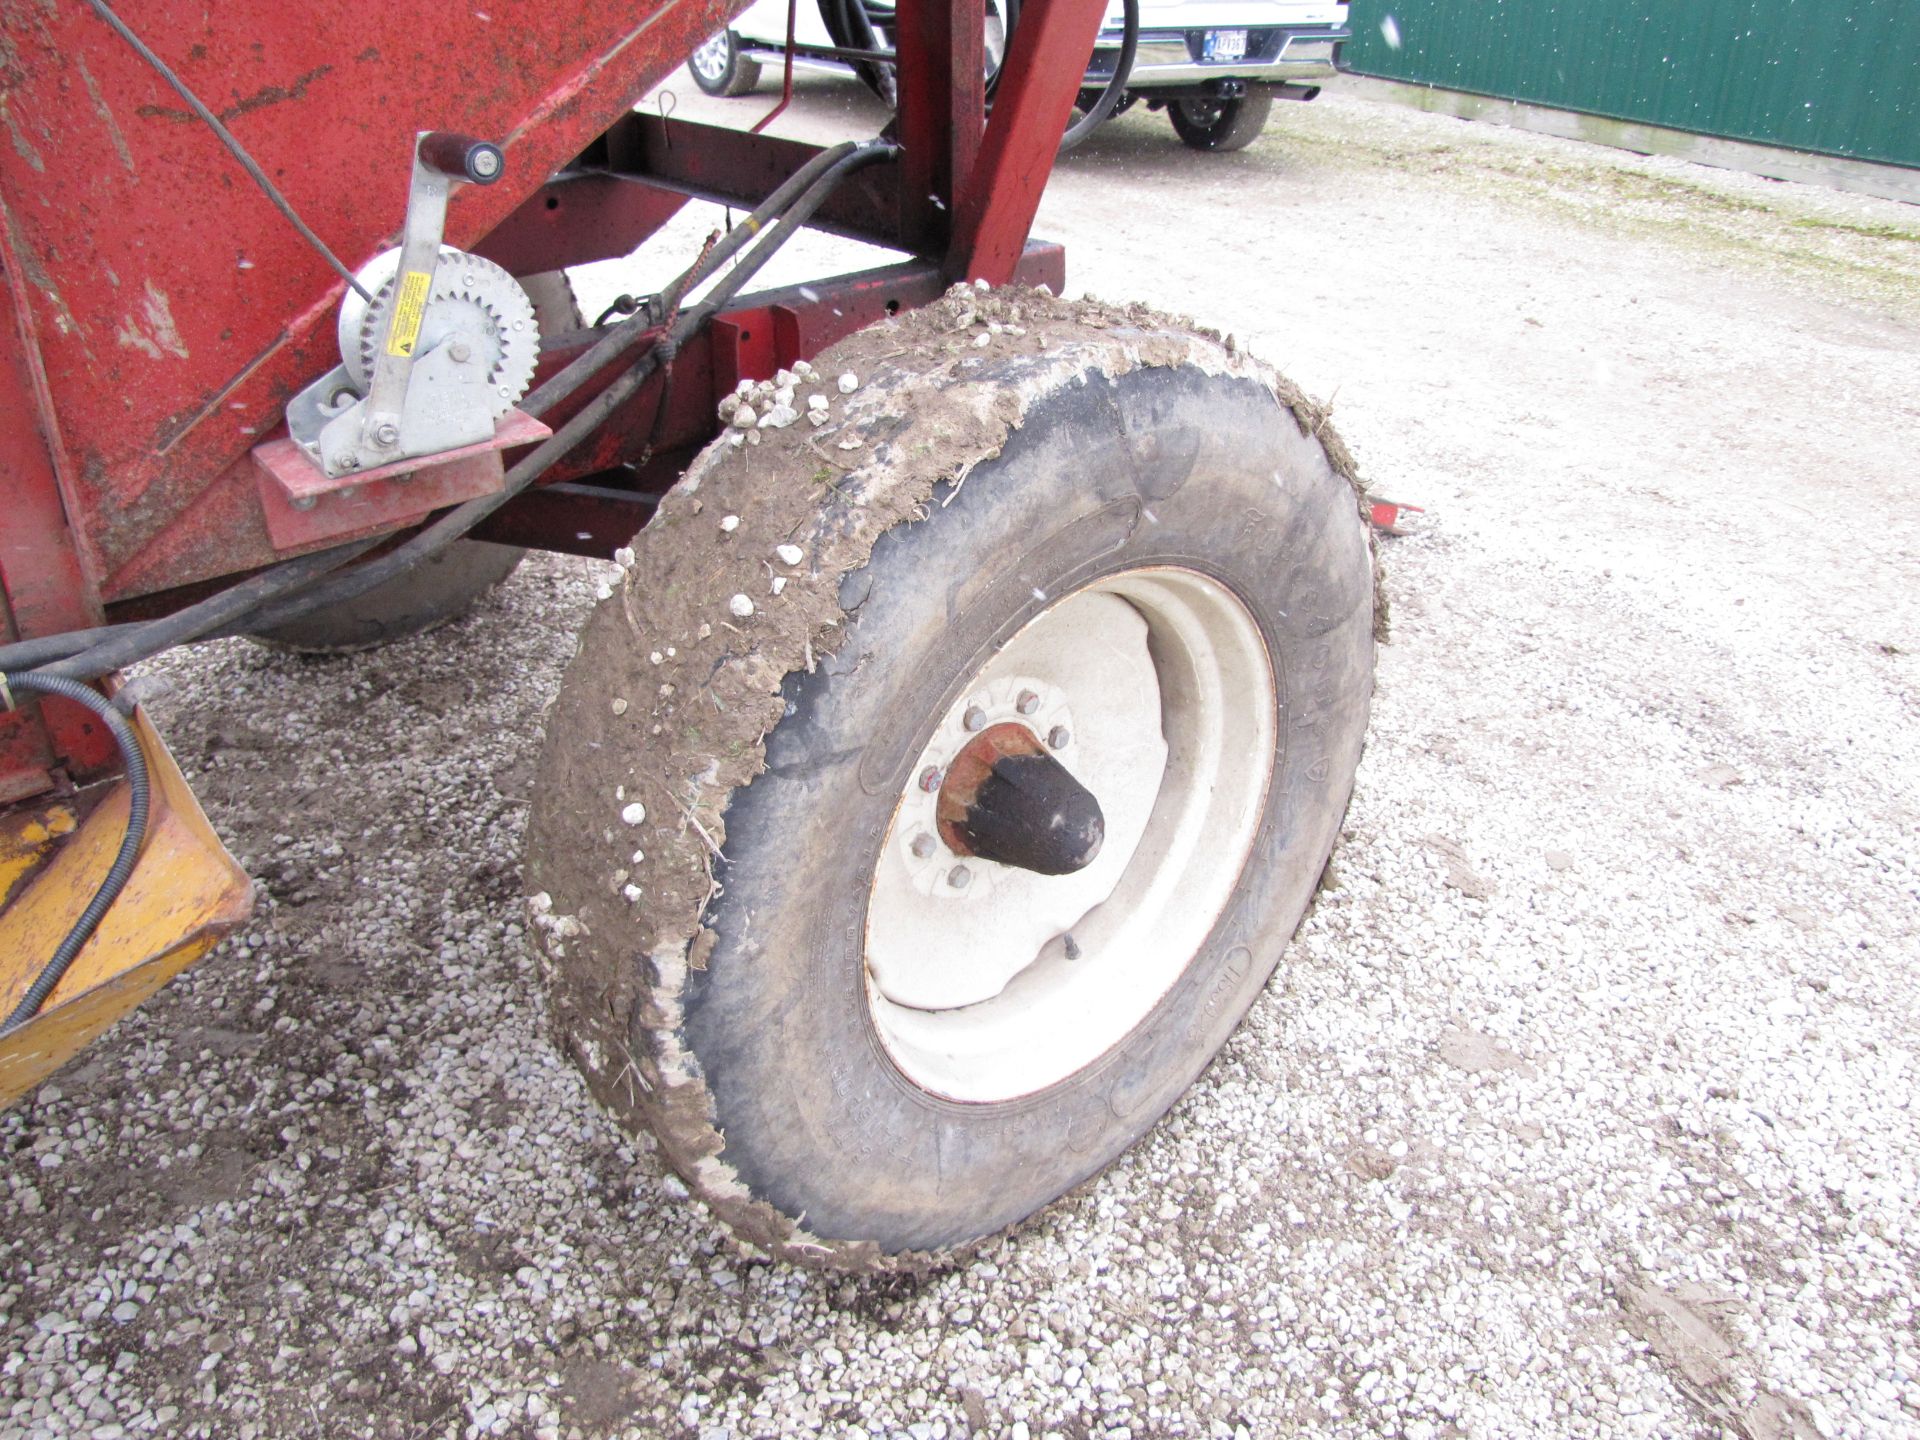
250,410,550,550
470,482,664,558
948,0,1109,284
0,0,742,606
476,175,692,278
893,0,986,251
0,219,113,798
607,116,904,247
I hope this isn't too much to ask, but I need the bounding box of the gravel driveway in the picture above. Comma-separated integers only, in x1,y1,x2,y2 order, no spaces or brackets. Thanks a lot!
4,81,1917,1440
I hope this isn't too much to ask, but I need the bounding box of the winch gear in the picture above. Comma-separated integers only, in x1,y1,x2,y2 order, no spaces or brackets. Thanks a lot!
336,246,538,416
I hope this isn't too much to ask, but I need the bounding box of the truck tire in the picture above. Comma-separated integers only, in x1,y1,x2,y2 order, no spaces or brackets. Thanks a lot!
1169,87,1274,152
245,540,525,654
687,30,761,97
525,288,1375,1268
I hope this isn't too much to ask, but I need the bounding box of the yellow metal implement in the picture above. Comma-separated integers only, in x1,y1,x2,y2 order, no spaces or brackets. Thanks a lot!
0,711,252,1110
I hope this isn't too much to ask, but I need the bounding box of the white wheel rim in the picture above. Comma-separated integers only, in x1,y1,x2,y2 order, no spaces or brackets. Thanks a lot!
864,568,1277,1103
691,32,731,81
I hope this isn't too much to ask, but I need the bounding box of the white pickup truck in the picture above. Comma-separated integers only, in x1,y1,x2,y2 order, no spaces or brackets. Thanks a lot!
689,0,1349,151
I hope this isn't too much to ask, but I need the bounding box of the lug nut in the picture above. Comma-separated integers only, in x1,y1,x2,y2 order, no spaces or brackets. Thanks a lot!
919,766,944,792
947,865,972,890
963,705,988,732
1047,725,1070,750
1016,690,1041,716
910,832,936,859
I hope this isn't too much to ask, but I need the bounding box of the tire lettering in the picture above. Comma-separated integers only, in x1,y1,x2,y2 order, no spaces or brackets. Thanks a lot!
1204,946,1254,1018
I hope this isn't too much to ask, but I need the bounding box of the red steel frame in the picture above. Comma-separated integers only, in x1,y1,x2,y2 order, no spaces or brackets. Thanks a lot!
0,0,1107,801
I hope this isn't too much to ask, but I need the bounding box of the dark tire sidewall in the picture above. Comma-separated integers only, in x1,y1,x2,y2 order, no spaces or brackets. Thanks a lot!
1171,87,1274,151
246,539,524,655
679,362,1372,1254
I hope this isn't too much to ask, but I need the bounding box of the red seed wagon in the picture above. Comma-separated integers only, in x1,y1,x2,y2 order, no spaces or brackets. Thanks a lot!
0,0,1374,1265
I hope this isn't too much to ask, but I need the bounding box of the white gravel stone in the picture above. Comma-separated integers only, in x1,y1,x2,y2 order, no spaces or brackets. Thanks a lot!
729,594,755,618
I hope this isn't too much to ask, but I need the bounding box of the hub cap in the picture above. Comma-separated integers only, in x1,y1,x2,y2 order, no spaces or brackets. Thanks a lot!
691,32,732,81
864,568,1277,1102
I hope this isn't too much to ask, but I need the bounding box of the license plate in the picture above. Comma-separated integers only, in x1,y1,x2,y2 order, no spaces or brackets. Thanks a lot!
1203,29,1248,61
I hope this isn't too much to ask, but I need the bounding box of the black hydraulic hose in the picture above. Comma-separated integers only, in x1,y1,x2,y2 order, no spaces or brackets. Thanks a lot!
0,671,151,1034
38,540,384,685
0,627,132,674
1059,0,1139,152
821,0,891,100
236,142,897,634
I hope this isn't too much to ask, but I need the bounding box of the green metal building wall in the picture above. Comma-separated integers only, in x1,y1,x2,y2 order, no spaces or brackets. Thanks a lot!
1343,0,1920,171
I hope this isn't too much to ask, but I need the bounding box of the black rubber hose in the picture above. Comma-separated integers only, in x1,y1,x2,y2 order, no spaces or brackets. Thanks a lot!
0,627,133,673
1059,0,1139,152
0,671,151,1034
37,540,384,684
822,0,892,101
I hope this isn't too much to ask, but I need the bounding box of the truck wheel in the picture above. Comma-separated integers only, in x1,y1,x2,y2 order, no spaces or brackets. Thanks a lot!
525,289,1375,1268
687,30,762,97
245,540,525,654
1169,87,1274,151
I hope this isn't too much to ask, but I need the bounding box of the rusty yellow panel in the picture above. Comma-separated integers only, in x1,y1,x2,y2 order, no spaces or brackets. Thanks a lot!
0,711,252,1110
0,801,79,907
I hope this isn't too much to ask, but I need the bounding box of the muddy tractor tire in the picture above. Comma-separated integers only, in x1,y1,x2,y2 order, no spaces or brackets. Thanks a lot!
525,288,1374,1268
246,539,525,655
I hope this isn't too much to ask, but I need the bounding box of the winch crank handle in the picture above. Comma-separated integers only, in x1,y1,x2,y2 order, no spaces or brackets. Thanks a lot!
357,131,501,459
415,132,506,186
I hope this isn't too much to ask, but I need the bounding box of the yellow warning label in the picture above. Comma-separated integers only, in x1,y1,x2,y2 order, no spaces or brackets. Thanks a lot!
385,270,433,357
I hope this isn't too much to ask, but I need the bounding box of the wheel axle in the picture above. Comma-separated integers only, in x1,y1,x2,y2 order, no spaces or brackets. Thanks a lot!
936,723,1105,876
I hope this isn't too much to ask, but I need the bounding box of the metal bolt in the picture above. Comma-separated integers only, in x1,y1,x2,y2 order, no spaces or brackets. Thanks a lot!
919,766,944,793
372,421,400,447
909,832,936,859
947,865,972,890
290,496,317,512
963,705,987,732
449,339,473,364
1016,690,1041,716
470,149,502,179
1048,725,1070,750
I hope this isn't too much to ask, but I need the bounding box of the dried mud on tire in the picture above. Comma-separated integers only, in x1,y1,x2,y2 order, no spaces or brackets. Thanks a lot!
524,285,1372,1270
